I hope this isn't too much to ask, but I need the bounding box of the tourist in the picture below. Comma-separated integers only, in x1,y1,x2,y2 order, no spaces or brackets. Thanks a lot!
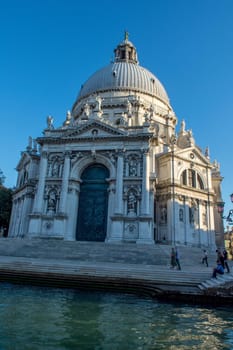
202,249,208,267
216,249,225,269
223,249,230,273
170,247,176,269
212,259,224,278
175,246,181,270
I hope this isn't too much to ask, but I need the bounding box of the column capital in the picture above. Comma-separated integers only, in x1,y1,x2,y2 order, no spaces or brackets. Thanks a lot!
141,147,150,155
115,148,126,158
41,151,48,158
64,150,72,158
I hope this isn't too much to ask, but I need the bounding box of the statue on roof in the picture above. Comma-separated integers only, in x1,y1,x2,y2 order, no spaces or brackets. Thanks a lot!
95,95,103,112
205,146,210,159
180,119,185,133
124,30,129,41
47,115,54,129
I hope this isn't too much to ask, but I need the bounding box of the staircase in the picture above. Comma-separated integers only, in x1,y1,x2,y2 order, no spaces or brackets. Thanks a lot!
0,238,232,302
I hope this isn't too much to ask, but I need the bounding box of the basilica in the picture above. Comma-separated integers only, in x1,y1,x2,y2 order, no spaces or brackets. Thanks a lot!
9,34,224,248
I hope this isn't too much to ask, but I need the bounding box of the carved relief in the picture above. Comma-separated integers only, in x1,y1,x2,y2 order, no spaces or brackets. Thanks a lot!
124,222,139,240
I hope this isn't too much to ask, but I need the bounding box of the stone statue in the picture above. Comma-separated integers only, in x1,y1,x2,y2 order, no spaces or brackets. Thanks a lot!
47,191,56,212
205,146,210,158
126,99,132,117
188,129,193,138
149,104,155,119
160,205,167,224
95,96,103,112
129,159,137,176
128,191,137,214
52,160,59,177
144,111,150,124
190,202,197,224
180,120,185,133
65,110,72,125
83,103,90,117
47,115,54,129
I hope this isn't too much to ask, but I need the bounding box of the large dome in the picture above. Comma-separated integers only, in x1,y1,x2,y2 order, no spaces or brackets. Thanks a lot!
75,34,170,106
77,61,169,104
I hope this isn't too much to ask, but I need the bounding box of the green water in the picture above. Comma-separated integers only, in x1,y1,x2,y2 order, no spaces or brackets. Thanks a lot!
0,283,233,350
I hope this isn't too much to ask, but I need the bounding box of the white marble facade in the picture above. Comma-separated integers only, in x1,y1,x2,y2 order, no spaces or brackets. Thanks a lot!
9,34,224,248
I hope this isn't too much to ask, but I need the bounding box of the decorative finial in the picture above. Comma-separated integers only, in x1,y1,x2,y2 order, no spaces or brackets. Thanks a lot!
124,30,129,41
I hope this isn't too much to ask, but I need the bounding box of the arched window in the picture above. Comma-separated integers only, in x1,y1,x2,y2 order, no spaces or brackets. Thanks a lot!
188,169,196,187
197,174,204,189
181,170,187,185
181,169,204,189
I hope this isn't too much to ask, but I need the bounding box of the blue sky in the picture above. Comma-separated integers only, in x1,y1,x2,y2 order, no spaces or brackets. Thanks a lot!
1,0,233,217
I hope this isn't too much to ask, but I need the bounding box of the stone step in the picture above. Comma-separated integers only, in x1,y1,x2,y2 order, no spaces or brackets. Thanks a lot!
0,238,222,267
198,273,233,291
0,258,212,287
0,238,232,298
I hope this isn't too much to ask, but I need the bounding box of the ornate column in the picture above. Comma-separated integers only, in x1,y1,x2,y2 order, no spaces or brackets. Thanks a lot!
141,149,150,215
114,152,124,215
33,151,48,213
59,152,71,213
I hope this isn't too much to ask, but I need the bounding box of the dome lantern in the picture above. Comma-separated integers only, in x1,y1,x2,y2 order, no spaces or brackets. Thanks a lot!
114,31,138,64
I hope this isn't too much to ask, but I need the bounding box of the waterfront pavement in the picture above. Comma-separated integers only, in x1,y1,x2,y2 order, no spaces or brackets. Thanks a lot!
0,238,232,302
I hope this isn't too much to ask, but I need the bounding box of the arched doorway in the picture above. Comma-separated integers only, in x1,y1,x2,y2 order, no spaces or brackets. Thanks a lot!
76,164,109,241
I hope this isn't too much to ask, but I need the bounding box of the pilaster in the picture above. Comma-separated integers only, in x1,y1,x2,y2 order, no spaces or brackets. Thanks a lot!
114,152,124,215
33,151,48,213
59,152,71,213
141,149,150,215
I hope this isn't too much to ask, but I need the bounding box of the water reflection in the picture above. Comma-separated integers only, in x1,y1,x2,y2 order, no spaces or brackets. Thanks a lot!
0,283,232,349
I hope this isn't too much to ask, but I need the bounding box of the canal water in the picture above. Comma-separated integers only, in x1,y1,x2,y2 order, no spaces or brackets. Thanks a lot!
0,283,233,350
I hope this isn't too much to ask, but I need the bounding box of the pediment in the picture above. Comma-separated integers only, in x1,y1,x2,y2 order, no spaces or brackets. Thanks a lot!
62,120,127,139
175,147,211,166
16,152,32,171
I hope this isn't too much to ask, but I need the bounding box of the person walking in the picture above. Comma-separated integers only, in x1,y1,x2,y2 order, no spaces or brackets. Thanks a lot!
170,247,177,269
175,246,181,270
223,249,230,273
202,249,208,267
